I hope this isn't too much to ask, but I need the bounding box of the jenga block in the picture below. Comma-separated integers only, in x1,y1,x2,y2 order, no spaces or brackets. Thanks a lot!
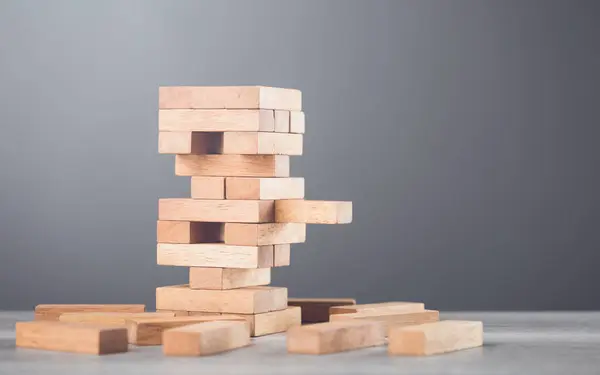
274,110,290,132
187,311,223,317
157,243,274,268
16,321,128,355
158,132,215,154
175,155,290,177
273,244,291,266
388,320,484,356
330,301,425,315
159,109,275,132
290,111,305,134
219,132,302,155
190,176,225,199
156,221,223,244
226,177,304,200
223,306,301,337
287,298,356,324
275,200,352,224
159,86,301,110
158,198,274,223
156,285,287,314
58,312,174,326
34,304,145,321
287,320,385,355
157,309,190,317
224,223,306,246
329,310,440,332
189,267,271,289
163,321,251,356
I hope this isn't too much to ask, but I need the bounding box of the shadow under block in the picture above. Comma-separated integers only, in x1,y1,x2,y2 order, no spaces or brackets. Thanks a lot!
223,306,301,337
290,111,305,134
58,312,175,326
34,304,145,321
156,221,223,244
189,267,271,289
273,244,291,266
163,321,251,356
275,200,352,224
158,199,274,223
329,310,440,332
224,223,306,246
159,109,275,132
226,177,305,200
16,321,128,355
156,285,288,314
287,298,356,324
329,301,426,315
287,320,385,355
190,177,225,199
157,243,275,268
159,86,302,111
388,320,484,356
175,155,290,177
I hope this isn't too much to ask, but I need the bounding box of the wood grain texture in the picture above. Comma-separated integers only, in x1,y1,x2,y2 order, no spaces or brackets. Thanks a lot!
224,223,306,246
58,312,174,326
34,304,145,321
287,298,356,324
190,176,226,199
156,310,191,317
225,177,304,200
329,310,440,333
274,110,290,132
275,200,352,224
16,321,128,355
223,306,301,337
290,111,305,134
189,267,271,290
159,109,275,132
329,301,426,315
220,132,302,155
163,321,250,356
158,131,215,154
156,221,223,244
157,243,274,268
158,199,274,223
273,244,291,267
388,320,483,356
175,155,290,177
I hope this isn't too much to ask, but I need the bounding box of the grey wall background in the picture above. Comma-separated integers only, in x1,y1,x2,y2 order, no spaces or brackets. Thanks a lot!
1,0,599,310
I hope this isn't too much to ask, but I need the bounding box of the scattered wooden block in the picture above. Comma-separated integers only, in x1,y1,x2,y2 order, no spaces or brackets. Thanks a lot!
287,298,356,324
16,321,128,355
156,221,223,244
224,223,306,246
159,86,301,110
157,243,275,268
388,320,484,356
273,244,291,266
190,176,226,199
58,312,174,326
290,111,305,134
189,267,271,289
156,285,287,314
329,310,440,332
158,198,274,223
34,304,145,321
223,306,301,337
275,200,352,224
226,177,304,200
287,320,385,355
163,321,251,356
158,131,216,154
219,132,302,155
159,109,275,132
274,110,290,132
329,301,425,315
175,155,290,177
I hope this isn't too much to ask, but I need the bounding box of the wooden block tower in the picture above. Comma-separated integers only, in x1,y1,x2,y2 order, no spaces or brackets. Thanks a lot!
156,86,352,336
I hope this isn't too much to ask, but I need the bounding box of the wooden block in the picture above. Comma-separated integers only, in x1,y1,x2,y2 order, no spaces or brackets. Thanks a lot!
156,221,223,244
159,86,301,110
388,320,483,356
190,176,225,199
16,321,128,355
156,285,287,314
290,111,305,134
274,110,290,132
226,177,304,200
273,244,291,266
158,131,217,154
163,321,250,356
224,223,306,246
157,309,190,317
34,304,145,321
159,109,275,132
189,267,271,289
175,155,290,177
287,320,385,355
329,310,440,332
219,132,302,155
275,200,352,224
58,312,175,326
158,198,274,223
287,298,356,324
223,306,301,337
330,301,425,315
187,311,223,317
157,243,275,268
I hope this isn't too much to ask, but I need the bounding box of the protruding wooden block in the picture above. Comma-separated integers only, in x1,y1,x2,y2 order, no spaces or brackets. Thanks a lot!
275,200,352,224
158,132,216,154
226,177,304,200
287,298,356,324
273,244,291,266
224,223,306,246
159,86,301,110
274,110,290,132
189,267,271,289
223,306,301,337
329,301,425,315
175,155,290,177
190,176,226,199
329,310,440,332
159,109,275,132
290,111,305,134
16,321,128,355
157,243,274,269
34,304,145,321
156,285,288,314
58,312,174,326
163,321,250,356
219,132,302,155
158,199,274,223
287,320,385,355
388,320,484,356
156,221,223,244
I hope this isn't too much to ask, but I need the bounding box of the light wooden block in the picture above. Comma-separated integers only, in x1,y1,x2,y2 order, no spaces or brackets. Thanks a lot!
159,86,301,110
157,243,274,268
163,321,250,356
287,320,385,355
187,311,223,317
34,304,145,321
223,306,301,337
290,111,305,134
219,132,302,155
159,109,275,132
175,155,290,177
158,131,215,154
287,298,356,324
156,309,190,317
189,267,271,290
224,223,306,246
329,301,425,315
275,200,352,224
58,312,175,326
273,244,291,266
156,221,223,244
388,320,483,356
158,198,274,223
16,321,128,355
329,310,440,333
226,177,305,200
156,285,287,314
274,110,290,132
190,176,226,199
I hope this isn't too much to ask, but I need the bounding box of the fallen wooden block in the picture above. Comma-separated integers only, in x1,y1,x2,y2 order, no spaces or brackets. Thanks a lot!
223,306,301,337
163,320,250,356
189,267,271,289
388,320,483,356
157,243,275,268
158,131,215,154
329,301,425,315
329,310,440,332
287,320,385,355
175,155,290,177
156,285,287,314
34,304,145,321
159,86,301,110
275,200,352,224
290,111,305,134
226,177,305,200
273,244,291,266
159,109,275,132
58,312,174,326
156,221,223,244
287,298,356,323
16,321,128,355
190,176,226,199
274,110,290,132
224,223,306,246
158,198,274,223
